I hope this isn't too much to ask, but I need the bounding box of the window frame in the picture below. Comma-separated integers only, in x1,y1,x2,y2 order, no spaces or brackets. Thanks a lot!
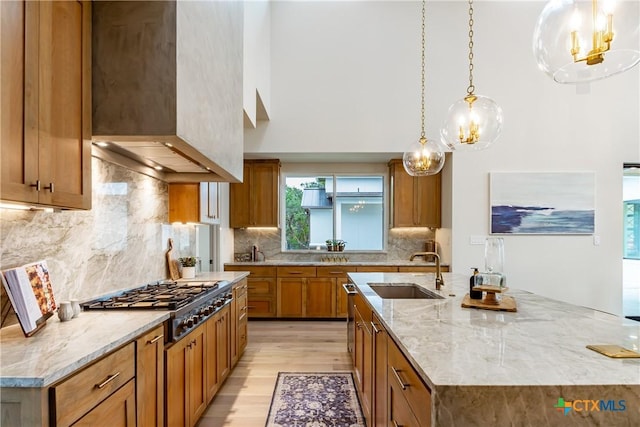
280,163,389,253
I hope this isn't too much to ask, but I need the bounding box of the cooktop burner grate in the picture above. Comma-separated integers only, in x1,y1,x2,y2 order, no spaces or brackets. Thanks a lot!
82,280,222,311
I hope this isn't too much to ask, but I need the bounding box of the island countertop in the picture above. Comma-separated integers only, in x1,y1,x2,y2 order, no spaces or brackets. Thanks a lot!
348,272,640,425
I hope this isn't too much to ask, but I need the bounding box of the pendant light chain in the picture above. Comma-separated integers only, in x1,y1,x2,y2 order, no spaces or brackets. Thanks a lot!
420,0,426,139
467,0,475,96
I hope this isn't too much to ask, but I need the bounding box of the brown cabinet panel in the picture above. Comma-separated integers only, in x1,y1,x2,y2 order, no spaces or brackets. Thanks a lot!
225,265,277,277
51,342,135,427
316,266,352,277
1,0,91,209
387,337,431,427
389,159,440,228
247,277,276,295
305,277,336,317
247,299,275,317
216,306,231,383
136,325,164,427
277,278,304,317
166,324,207,427
205,315,220,402
73,380,136,427
372,314,388,427
169,183,200,223
335,277,351,318
230,159,280,227
388,377,421,427
276,266,316,277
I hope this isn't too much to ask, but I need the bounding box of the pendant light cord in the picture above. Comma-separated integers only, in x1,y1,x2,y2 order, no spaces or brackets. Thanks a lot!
467,0,475,96
420,0,426,139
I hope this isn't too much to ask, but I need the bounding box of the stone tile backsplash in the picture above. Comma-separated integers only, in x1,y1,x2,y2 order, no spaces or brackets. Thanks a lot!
0,158,195,304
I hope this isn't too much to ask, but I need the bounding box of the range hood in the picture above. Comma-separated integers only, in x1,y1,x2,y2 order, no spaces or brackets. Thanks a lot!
92,1,243,183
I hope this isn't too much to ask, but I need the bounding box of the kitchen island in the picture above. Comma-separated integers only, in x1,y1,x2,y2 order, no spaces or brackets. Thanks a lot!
349,272,640,426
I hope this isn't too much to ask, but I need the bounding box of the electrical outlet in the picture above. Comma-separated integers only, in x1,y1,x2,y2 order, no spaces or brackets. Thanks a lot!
469,235,485,245
593,235,601,246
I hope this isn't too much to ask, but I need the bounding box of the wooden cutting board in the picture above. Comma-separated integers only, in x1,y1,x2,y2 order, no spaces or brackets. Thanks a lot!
461,293,517,312
166,238,180,280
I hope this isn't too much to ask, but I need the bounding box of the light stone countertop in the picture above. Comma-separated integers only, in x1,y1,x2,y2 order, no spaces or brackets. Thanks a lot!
224,260,448,267
349,272,640,426
0,271,249,388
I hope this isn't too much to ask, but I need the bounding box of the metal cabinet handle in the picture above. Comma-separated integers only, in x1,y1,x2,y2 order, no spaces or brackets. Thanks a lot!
288,271,303,274
391,366,409,390
371,321,381,334
30,181,41,191
43,182,54,193
147,334,163,344
392,420,401,427
95,372,120,389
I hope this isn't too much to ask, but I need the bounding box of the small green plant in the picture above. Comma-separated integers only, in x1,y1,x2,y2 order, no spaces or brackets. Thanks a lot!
178,256,197,267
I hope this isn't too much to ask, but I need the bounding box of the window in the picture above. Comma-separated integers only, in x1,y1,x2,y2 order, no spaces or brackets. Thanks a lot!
284,175,384,251
624,166,640,260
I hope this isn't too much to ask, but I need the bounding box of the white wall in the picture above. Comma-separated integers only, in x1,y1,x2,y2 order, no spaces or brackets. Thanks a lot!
244,1,640,315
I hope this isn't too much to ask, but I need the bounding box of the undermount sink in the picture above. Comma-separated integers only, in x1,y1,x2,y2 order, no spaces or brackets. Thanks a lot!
368,283,444,299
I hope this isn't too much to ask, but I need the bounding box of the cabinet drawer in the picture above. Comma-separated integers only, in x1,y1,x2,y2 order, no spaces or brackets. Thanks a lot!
387,338,431,427
247,278,276,296
225,265,277,276
316,266,353,277
73,379,136,427
247,299,275,317
277,266,316,277
353,292,372,324
51,342,135,427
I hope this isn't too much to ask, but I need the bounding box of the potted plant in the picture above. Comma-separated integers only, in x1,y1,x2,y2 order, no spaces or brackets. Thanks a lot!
178,256,197,279
325,239,335,251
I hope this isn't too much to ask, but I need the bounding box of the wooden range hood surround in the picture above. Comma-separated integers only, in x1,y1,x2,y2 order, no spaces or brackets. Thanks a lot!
92,1,243,183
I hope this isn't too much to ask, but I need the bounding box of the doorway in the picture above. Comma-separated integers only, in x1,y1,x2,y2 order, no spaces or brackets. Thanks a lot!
623,164,640,318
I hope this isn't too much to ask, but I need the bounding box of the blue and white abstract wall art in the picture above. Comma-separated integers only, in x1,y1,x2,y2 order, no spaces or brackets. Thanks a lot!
490,172,595,234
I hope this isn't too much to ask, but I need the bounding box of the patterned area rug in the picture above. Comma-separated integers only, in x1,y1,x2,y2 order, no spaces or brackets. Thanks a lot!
265,372,365,427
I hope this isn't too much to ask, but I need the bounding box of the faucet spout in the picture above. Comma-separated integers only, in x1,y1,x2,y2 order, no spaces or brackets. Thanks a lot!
409,251,445,290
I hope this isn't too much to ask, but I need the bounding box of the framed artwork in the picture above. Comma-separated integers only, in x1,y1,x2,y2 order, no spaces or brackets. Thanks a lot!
490,172,595,234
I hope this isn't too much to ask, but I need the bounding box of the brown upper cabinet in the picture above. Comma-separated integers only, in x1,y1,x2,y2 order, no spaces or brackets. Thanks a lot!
230,159,280,228
168,182,219,224
1,0,92,210
388,159,441,228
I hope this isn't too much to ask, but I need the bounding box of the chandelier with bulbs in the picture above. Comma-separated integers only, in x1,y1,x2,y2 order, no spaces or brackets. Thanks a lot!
440,0,503,151
402,0,445,177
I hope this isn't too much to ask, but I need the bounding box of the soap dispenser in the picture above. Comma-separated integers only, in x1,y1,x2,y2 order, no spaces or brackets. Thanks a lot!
470,268,483,299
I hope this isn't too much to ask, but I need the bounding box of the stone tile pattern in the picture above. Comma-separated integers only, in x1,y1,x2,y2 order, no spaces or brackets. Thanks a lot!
0,158,196,307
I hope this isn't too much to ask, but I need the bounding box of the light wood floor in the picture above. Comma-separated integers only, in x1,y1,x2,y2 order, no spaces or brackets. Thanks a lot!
196,320,352,427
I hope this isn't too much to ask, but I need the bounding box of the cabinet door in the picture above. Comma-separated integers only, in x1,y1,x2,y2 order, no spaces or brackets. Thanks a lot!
169,183,200,223
336,277,350,318
389,160,417,227
305,277,336,317
38,0,91,209
0,0,38,204
277,278,304,317
372,314,388,427
388,377,421,427
229,163,251,227
205,313,219,401
136,326,164,427
165,337,188,427
73,380,136,427
188,327,207,426
416,171,441,227
216,306,231,382
166,326,207,427
200,182,219,223
250,160,279,226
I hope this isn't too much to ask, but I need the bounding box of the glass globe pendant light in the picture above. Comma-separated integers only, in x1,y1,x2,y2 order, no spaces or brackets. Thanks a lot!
441,0,503,151
402,0,445,177
533,0,640,84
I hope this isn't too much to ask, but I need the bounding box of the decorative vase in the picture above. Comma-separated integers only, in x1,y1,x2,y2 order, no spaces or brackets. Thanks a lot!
181,266,196,279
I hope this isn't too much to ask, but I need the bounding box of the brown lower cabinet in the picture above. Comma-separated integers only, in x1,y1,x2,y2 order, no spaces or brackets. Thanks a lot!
165,323,207,427
136,325,164,427
353,289,432,427
224,263,449,320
